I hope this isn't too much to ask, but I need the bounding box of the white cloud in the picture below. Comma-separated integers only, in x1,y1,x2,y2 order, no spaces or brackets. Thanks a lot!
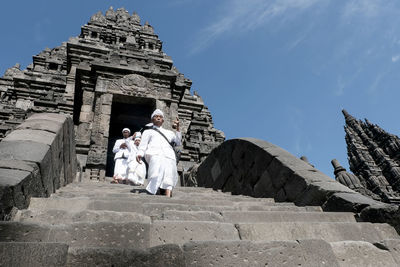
190,0,322,53
342,0,384,18
392,55,400,62
368,71,387,94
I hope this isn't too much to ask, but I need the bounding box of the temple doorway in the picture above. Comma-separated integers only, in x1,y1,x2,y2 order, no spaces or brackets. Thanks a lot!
105,95,155,177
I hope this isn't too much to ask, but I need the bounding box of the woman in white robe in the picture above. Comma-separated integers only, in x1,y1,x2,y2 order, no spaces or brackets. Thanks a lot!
136,109,181,197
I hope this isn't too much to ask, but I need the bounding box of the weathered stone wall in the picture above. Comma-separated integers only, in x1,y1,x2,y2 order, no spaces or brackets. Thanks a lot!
195,138,400,231
0,113,77,220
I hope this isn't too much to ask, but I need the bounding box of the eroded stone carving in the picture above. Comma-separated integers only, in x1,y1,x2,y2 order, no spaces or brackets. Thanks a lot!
333,110,400,204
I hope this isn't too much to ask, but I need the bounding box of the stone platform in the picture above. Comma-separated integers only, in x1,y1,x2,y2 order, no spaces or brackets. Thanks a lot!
1,180,400,266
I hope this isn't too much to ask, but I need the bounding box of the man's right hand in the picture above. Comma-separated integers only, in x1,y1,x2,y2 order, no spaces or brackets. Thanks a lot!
136,155,142,164
120,143,127,149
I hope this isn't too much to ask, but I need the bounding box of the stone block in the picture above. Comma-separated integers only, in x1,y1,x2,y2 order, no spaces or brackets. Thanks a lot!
0,140,51,165
51,222,150,249
0,242,68,267
236,222,399,243
380,239,400,265
27,113,68,124
330,241,398,267
0,159,38,173
16,118,63,133
220,211,356,223
79,111,93,123
88,200,144,213
150,221,240,247
18,209,151,225
183,240,339,266
3,129,55,146
82,90,94,105
162,211,224,222
67,244,185,267
28,197,90,212
253,169,275,198
0,222,51,242
80,104,92,113
323,192,381,213
294,181,354,206
268,157,294,190
100,104,111,115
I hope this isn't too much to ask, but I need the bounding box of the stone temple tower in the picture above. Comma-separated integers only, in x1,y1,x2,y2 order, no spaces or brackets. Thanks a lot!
333,110,400,204
0,7,225,180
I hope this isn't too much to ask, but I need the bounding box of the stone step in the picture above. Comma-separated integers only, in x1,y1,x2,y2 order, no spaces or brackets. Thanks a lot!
161,210,356,223
33,194,277,206
57,182,277,201
182,240,340,266
55,188,277,203
27,197,321,215
142,203,320,216
66,240,340,267
0,242,69,267
236,222,399,243
161,210,224,222
1,220,241,249
150,221,239,247
330,240,399,267
221,211,356,223
0,221,150,249
16,209,151,225
66,244,184,267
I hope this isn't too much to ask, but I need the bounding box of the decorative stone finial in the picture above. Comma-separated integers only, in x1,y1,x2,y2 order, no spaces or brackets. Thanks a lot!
331,159,346,175
90,11,106,24
131,12,141,24
105,6,117,21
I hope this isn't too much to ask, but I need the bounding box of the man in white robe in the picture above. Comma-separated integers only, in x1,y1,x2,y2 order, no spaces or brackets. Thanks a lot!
127,132,147,185
112,128,132,184
136,109,181,197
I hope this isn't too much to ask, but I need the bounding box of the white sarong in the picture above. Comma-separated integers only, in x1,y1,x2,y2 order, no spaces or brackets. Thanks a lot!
127,159,146,185
113,158,128,179
145,154,178,195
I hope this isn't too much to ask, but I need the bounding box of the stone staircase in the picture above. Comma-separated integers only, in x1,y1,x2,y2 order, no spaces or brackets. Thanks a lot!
2,181,400,266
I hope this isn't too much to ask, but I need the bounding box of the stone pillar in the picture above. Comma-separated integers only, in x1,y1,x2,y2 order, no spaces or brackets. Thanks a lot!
86,93,113,181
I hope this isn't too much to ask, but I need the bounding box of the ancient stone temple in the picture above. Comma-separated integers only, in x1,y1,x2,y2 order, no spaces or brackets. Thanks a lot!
333,110,400,204
0,7,224,180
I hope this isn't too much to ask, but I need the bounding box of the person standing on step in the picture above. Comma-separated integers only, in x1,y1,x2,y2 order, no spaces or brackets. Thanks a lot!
111,128,132,184
136,109,181,197
127,132,146,185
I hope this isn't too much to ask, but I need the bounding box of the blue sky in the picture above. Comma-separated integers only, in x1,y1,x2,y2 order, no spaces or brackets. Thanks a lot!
1,0,400,178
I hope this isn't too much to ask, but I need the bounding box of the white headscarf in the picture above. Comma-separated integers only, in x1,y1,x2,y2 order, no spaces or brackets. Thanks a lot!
122,128,131,133
151,109,164,119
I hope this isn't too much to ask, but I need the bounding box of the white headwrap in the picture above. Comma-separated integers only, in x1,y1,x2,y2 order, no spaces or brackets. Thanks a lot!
134,132,141,140
151,109,164,119
122,128,131,133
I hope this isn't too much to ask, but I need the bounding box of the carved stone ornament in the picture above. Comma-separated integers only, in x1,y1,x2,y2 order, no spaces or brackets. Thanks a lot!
107,74,153,96
131,12,141,25
90,11,107,24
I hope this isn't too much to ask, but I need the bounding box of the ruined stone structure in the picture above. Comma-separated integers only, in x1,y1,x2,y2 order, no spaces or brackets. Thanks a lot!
334,110,400,204
0,7,224,180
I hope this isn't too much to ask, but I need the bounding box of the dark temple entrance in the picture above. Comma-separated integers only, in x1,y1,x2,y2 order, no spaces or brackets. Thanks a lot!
105,95,155,177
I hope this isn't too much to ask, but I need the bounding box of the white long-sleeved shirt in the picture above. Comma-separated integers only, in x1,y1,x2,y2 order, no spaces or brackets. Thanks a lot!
137,126,181,160
112,138,132,160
